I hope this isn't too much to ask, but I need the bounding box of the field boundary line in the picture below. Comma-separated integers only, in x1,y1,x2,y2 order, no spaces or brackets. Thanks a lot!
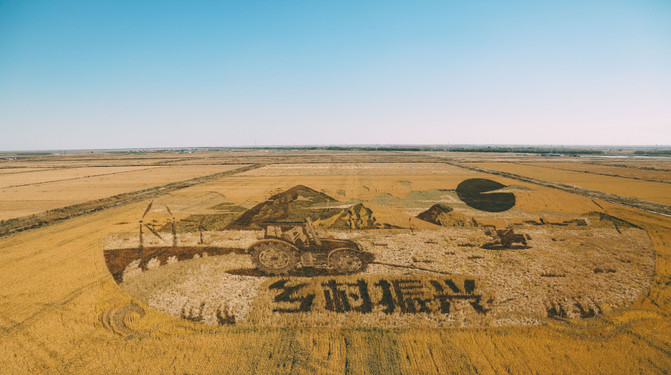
442,160,671,217
511,162,671,185
0,166,160,190
0,167,71,176
588,161,671,173
0,163,265,238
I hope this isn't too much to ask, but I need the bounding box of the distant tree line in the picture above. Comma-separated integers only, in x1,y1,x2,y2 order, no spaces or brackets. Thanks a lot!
6,146,615,155
250,146,605,154
633,150,671,156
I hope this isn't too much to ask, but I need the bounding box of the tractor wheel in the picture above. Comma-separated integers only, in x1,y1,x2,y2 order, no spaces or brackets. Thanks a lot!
329,248,367,274
250,240,299,275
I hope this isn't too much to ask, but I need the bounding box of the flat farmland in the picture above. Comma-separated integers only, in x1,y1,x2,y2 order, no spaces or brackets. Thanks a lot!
0,153,202,168
201,163,597,215
1,152,670,374
595,159,671,170
0,164,247,220
0,166,154,188
518,162,671,183
471,162,671,205
0,167,45,175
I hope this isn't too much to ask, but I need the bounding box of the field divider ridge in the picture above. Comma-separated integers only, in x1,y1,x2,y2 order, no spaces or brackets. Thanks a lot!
0,163,266,238
511,161,671,184
0,166,160,190
441,159,671,217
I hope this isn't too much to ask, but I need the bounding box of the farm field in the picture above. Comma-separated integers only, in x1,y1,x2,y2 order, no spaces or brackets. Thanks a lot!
0,151,670,373
514,162,671,183
471,162,671,206
0,155,193,168
594,159,671,170
0,164,247,220
0,167,44,175
0,166,154,188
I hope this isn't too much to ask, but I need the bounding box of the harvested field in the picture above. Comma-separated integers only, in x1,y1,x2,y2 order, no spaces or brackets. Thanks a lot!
471,162,671,205
595,159,671,171
0,167,45,175
0,165,247,220
0,166,152,188
0,155,190,168
236,162,469,176
519,162,671,183
1,152,670,374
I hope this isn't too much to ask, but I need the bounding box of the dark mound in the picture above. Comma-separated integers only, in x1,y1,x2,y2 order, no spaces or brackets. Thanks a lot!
226,185,339,229
326,204,376,230
456,178,515,212
416,204,477,227
416,204,453,225
323,203,400,230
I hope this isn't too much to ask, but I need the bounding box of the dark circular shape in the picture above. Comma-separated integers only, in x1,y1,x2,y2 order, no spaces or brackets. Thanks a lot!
249,240,299,275
329,248,366,274
456,178,516,212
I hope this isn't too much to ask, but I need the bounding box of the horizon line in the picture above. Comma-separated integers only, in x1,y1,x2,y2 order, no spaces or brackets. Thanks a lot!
2,144,671,154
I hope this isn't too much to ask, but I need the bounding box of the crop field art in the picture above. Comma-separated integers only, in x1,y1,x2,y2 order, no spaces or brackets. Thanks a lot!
1,150,671,373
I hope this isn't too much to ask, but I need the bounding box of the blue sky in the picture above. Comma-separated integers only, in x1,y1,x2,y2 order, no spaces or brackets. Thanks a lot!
1,1,670,150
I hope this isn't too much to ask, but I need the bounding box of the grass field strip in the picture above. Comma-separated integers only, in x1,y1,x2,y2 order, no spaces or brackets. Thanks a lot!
591,161,671,173
0,166,159,190
0,164,264,237
444,160,671,217
512,162,671,184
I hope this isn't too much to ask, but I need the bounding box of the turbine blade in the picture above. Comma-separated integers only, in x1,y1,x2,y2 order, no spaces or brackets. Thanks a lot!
141,201,154,219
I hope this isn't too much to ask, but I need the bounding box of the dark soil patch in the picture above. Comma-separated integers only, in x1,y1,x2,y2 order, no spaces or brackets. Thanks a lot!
104,246,244,283
456,178,516,212
481,244,530,250
416,204,453,225
325,203,400,230
226,185,340,230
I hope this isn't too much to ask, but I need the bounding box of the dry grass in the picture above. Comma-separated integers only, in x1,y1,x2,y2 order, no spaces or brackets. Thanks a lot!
472,162,671,205
0,167,44,175
521,161,671,183
0,165,246,220
0,166,152,188
0,154,670,374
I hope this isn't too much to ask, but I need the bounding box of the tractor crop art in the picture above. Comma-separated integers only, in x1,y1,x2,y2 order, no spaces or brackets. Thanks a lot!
3,1,671,372
1,151,671,374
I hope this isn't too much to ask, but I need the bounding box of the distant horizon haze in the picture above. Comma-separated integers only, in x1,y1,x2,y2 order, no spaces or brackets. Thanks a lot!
2,144,670,154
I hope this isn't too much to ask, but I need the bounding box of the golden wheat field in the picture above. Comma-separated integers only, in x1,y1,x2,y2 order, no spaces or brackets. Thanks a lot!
1,150,670,374
471,162,671,205
513,162,671,183
0,164,247,220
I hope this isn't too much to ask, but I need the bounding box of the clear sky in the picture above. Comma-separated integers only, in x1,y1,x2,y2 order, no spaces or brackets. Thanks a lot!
1,1,670,150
